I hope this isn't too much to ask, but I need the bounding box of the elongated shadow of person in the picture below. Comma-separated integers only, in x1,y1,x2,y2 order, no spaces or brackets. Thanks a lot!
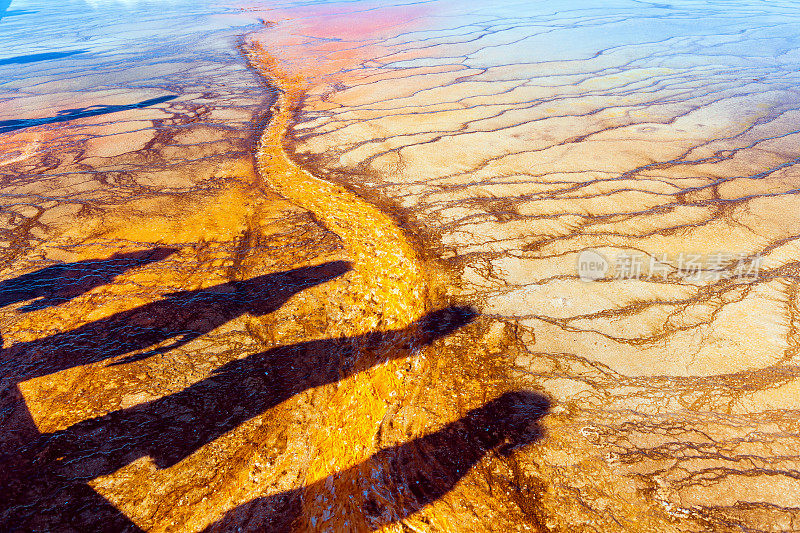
0,95,179,134
0,306,479,531
0,247,177,313
204,390,551,532
0,260,352,390
0,50,87,67
0,0,10,22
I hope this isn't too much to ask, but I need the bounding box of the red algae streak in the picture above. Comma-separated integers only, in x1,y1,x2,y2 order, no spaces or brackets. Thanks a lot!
272,1,432,39
244,0,439,83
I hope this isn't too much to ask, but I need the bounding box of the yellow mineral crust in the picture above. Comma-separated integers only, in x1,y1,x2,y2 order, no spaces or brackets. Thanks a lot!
246,44,427,333
244,42,434,531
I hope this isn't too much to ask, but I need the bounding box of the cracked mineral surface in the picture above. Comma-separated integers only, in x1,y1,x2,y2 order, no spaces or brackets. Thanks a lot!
2,0,800,531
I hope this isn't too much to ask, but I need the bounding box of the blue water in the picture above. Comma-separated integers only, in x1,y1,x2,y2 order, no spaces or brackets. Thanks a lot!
0,0,266,127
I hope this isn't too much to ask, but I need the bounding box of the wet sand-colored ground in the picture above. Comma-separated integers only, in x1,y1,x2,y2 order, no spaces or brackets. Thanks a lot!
3,0,800,532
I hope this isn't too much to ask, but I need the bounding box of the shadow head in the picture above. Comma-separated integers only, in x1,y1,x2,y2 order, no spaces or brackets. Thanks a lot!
240,260,352,316
467,390,551,456
415,305,478,345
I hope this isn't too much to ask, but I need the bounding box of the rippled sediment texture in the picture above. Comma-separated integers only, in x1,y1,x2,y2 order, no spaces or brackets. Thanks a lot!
3,0,800,531
248,0,800,530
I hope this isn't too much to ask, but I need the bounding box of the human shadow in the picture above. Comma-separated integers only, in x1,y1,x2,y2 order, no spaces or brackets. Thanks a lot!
0,50,88,67
0,305,479,531
0,247,177,313
0,94,179,134
0,260,352,388
204,390,551,532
